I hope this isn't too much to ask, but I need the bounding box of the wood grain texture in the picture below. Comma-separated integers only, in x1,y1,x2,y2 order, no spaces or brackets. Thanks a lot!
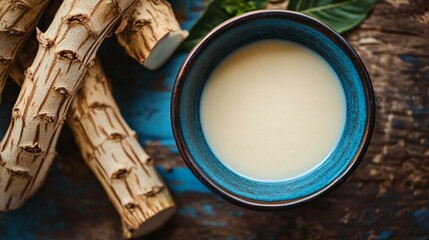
0,0,428,239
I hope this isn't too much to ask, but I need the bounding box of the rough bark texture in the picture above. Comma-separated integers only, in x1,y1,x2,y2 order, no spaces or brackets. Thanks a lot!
116,0,188,70
0,0,137,211
11,38,176,237
0,0,50,102
68,60,176,238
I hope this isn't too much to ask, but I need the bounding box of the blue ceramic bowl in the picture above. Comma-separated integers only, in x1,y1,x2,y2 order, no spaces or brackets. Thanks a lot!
171,10,375,210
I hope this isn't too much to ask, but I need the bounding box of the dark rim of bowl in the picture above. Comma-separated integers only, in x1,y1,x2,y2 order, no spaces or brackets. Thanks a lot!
171,10,375,211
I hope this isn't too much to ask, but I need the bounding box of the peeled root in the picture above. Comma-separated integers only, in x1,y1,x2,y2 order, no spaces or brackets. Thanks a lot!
144,30,189,70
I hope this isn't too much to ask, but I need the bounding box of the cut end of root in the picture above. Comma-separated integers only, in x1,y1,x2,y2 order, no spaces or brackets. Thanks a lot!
143,30,188,70
125,206,176,239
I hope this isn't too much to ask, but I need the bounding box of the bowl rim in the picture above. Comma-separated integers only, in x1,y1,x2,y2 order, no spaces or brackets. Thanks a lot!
171,9,375,210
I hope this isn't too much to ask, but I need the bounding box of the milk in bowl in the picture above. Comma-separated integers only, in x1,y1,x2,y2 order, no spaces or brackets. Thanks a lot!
200,39,346,181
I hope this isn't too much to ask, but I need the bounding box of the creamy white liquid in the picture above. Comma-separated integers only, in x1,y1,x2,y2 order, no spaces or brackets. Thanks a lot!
200,40,346,181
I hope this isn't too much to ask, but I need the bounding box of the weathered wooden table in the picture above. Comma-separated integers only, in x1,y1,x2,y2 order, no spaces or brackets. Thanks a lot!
0,0,428,239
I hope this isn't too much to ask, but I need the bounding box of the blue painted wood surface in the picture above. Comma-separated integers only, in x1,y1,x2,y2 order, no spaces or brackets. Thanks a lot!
0,0,428,239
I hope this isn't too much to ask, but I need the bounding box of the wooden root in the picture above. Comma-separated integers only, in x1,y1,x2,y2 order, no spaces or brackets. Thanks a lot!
0,0,50,102
0,0,137,212
11,25,175,240
69,60,176,238
116,0,188,70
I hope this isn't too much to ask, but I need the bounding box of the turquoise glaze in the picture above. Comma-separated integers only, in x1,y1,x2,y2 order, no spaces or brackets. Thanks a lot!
172,10,375,209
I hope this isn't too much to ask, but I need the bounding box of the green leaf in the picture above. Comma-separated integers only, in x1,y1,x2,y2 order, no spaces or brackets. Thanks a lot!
222,0,267,16
180,0,267,51
288,0,377,33
181,0,376,52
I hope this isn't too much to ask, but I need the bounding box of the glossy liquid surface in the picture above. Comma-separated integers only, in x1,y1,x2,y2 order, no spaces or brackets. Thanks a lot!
200,40,346,181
